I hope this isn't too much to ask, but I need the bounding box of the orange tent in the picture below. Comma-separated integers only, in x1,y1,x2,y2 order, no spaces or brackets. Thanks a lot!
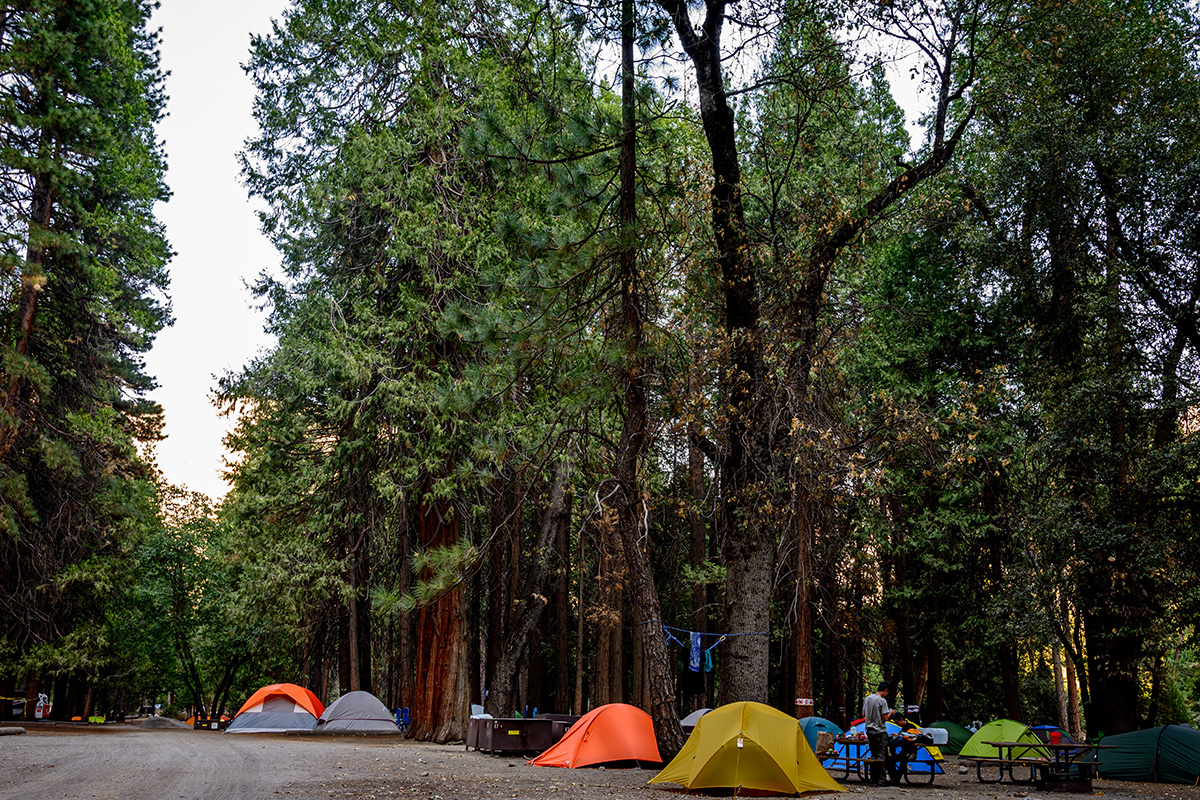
234,683,324,718
528,703,662,768
226,683,325,733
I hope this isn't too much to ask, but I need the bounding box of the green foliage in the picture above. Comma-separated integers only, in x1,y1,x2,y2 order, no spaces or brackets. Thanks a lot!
0,1,171,702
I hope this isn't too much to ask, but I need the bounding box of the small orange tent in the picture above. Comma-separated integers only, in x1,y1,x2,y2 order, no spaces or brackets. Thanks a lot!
234,683,324,718
528,703,661,768
226,683,325,734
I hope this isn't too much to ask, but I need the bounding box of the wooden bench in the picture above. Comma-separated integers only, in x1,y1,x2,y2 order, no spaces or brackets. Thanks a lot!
959,757,1050,784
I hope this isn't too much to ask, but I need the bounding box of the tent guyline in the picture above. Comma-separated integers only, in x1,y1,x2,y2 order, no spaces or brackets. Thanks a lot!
642,620,769,673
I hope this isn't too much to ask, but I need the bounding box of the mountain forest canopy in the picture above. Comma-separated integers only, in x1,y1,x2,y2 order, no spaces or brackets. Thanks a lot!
2,0,1198,751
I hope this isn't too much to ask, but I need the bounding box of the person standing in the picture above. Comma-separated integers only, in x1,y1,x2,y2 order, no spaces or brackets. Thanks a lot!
863,681,893,785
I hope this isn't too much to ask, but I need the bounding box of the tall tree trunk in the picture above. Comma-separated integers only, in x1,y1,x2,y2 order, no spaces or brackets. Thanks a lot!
595,516,614,708
469,534,482,707
632,622,645,710
410,496,468,742
554,492,572,712
348,599,361,693
1066,651,1083,739
610,595,624,704
1053,640,1068,731
573,524,586,715
794,484,815,718
213,655,246,718
0,165,53,464
398,521,414,710
339,605,352,694
353,526,373,694
609,0,685,755
656,0,767,705
687,424,708,710
485,486,506,703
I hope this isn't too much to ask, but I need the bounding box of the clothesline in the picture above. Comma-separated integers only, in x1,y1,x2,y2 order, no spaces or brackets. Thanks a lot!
642,620,770,673
643,620,770,641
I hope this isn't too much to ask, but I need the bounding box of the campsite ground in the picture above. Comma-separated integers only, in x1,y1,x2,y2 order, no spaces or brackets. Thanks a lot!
1,725,1197,800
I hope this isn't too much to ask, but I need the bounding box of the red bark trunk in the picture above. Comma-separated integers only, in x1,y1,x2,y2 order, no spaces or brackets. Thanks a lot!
410,498,467,742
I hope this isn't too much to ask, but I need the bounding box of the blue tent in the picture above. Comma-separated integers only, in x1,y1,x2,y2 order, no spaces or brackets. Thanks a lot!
1032,724,1079,745
799,716,844,752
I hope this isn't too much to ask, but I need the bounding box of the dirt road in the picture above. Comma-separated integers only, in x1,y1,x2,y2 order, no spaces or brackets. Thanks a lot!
1,725,1197,800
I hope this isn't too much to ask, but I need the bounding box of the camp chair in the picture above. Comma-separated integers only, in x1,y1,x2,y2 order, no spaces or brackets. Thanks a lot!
397,706,411,736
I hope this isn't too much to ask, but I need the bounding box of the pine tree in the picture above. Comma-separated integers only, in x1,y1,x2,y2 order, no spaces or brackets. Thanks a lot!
0,0,171,713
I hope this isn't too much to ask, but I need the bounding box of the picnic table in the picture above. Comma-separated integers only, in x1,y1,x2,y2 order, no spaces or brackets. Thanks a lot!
961,740,1049,784
1035,742,1111,793
963,741,1109,792
819,735,942,785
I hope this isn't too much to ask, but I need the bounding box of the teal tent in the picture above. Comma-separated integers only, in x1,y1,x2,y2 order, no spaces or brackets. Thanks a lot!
1093,725,1200,784
799,716,844,752
929,720,974,755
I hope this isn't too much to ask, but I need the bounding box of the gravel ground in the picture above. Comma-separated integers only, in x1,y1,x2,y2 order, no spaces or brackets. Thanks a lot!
0,724,1197,800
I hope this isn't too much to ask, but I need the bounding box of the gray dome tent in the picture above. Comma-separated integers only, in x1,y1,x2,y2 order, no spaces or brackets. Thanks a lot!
314,691,400,733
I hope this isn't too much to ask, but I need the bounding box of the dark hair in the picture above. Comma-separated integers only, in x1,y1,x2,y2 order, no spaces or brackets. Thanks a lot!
877,681,891,692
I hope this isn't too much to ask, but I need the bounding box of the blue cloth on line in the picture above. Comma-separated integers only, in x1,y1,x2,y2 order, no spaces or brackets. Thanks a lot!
689,632,702,672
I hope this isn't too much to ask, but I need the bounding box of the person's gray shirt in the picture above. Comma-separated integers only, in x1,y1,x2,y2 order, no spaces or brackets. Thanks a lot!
864,693,890,732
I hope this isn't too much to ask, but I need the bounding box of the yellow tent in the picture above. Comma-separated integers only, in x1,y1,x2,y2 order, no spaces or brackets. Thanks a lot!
650,702,845,796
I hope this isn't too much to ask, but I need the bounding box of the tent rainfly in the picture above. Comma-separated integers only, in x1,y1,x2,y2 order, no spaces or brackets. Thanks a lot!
226,683,324,734
958,719,1049,760
527,704,661,768
651,701,845,796
1093,725,1200,784
314,691,400,733
799,716,844,753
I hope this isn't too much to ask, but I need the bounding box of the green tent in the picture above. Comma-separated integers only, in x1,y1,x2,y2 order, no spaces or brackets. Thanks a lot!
930,720,974,755
959,719,1050,760
1093,725,1200,784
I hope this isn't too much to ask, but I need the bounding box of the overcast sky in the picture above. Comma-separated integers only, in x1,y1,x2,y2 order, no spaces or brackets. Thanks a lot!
143,0,289,500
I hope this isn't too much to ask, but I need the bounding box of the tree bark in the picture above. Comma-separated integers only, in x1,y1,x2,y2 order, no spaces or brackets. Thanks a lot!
398,520,414,711
595,516,614,708
1066,650,1083,739
0,164,53,465
608,0,686,754
655,0,768,705
485,485,506,704
554,491,572,712
687,424,709,710
1053,640,1069,731
410,496,468,742
794,484,816,718
573,523,586,715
